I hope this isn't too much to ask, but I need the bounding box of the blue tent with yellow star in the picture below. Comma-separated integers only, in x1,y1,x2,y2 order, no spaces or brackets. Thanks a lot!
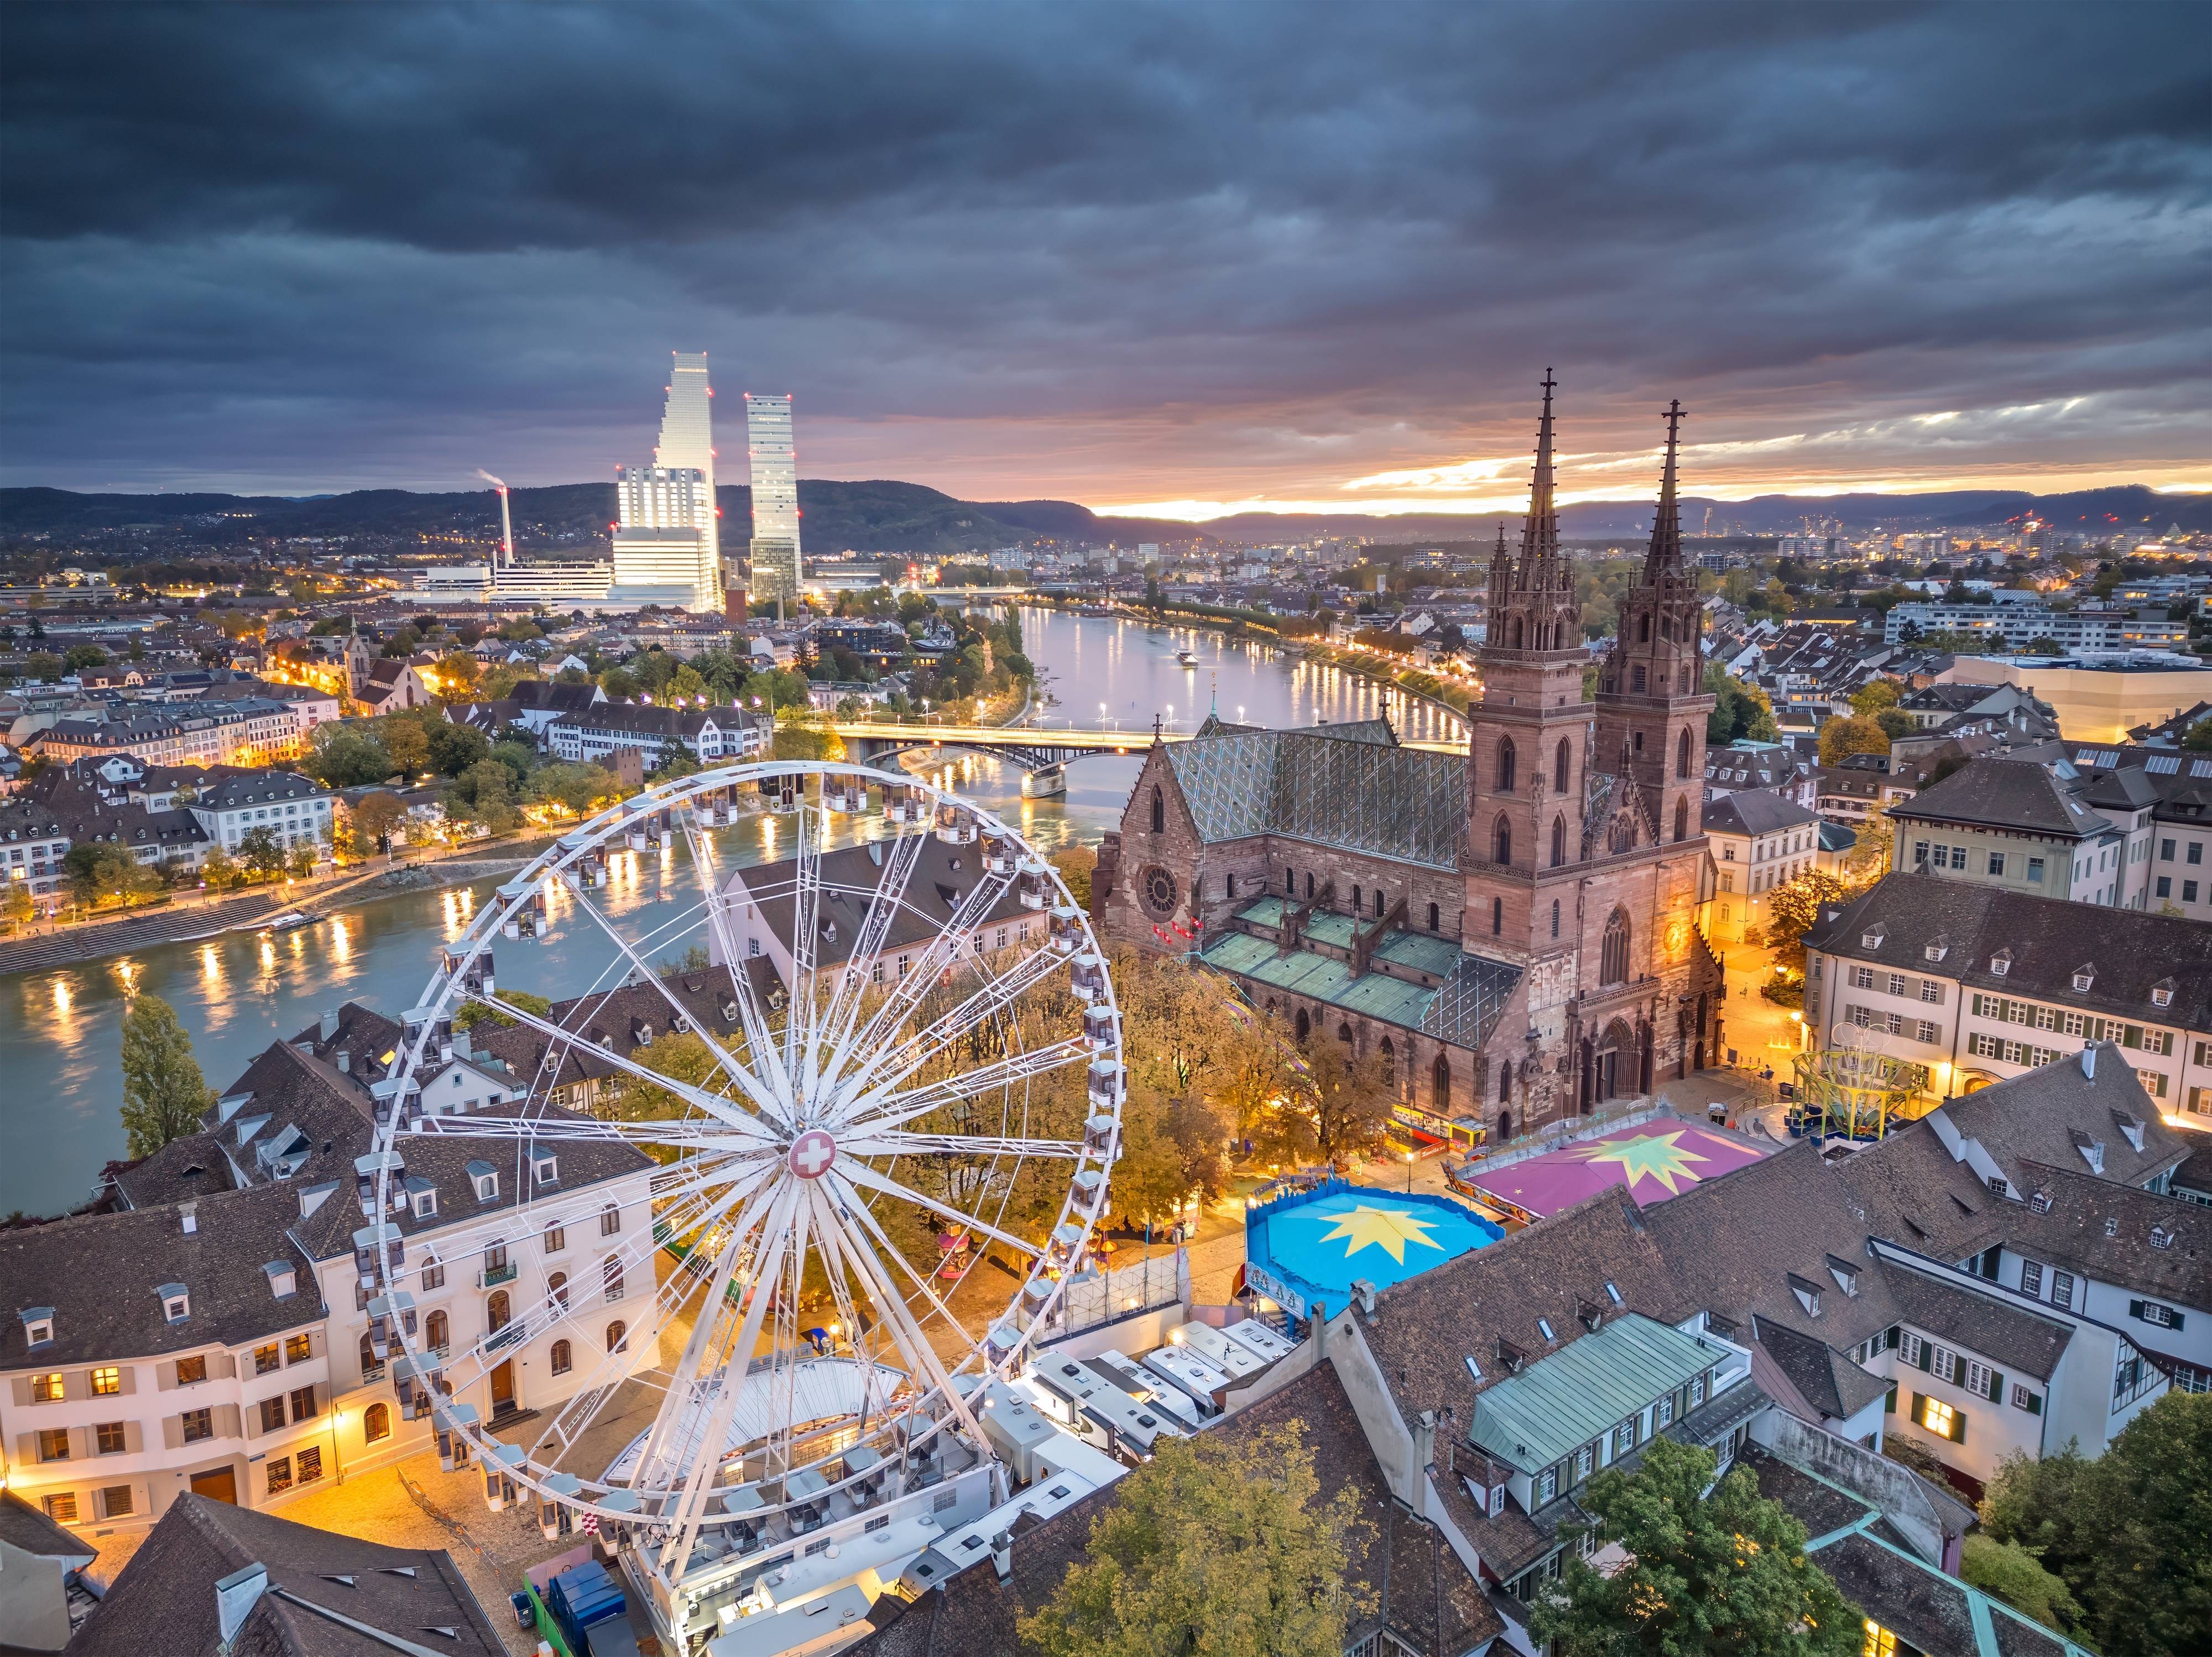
1244,1179,1503,1319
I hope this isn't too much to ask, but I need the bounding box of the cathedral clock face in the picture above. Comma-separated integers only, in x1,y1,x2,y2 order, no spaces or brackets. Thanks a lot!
1140,865,1178,918
1664,918,1688,955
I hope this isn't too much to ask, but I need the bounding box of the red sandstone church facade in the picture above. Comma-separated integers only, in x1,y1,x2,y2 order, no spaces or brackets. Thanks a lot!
1094,381,1725,1145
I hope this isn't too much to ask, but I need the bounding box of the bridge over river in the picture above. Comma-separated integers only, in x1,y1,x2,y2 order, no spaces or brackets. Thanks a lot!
827,717,1467,794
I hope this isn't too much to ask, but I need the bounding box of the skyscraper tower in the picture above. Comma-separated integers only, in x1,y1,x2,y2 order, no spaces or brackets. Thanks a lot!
745,393,801,611
646,352,722,612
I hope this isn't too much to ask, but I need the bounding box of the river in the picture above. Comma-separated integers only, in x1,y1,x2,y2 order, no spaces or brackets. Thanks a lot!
0,611,1467,1215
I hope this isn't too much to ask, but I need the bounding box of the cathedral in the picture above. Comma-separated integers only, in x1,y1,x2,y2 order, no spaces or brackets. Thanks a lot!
1094,379,1725,1147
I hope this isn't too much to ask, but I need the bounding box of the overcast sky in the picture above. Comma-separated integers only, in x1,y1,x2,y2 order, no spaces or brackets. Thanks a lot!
3,2,2206,516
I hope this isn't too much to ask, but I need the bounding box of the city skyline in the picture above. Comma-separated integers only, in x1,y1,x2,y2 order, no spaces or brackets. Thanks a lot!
1,4,2206,513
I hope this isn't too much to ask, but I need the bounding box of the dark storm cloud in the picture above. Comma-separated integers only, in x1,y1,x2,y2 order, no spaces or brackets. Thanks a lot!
2,0,2206,500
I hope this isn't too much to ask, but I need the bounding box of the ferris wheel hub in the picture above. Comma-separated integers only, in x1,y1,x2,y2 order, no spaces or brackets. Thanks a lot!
787,1127,839,1180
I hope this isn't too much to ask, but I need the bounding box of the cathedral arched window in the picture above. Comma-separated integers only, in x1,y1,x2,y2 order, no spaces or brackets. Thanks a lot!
1350,885,1361,913
1427,901,1440,932
1337,1021,1353,1046
1433,1053,1451,1111
1285,869,1295,895
1600,907,1631,986
1150,787,1164,834
1496,738,1516,794
1380,1037,1396,1090
1676,728,1692,780
1493,816,1512,866
1491,896,1504,935
1295,1008,1311,1043
1499,1063,1512,1105
1674,797,1689,842
1632,665,1647,694
1554,739,1570,793
1639,613,1651,644
1305,872,1314,900
1551,898,1561,939
1551,815,1566,868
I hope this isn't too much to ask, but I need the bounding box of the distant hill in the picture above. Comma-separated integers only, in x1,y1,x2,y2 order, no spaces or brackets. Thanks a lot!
4,478,2204,549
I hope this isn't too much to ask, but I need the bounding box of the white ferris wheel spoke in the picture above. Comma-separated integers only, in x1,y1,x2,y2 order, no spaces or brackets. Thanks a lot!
410,1112,777,1156
674,808,792,1105
832,939,1070,1111
547,875,792,1126
447,990,776,1136
834,1159,1041,1264
828,867,1017,1086
846,1130,1087,1161
806,828,929,1098
657,1183,798,1571
840,1036,1095,1137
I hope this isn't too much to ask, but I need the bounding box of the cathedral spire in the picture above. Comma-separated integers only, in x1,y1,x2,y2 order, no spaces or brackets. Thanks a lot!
1520,369,1560,572
1644,398,1686,579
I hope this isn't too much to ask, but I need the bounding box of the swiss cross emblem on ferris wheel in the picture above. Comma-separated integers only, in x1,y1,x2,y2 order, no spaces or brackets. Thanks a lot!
788,1130,838,1180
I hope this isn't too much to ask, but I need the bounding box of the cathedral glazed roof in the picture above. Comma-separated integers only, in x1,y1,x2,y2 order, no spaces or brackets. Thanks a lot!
1418,953,1525,1050
1163,720,1465,870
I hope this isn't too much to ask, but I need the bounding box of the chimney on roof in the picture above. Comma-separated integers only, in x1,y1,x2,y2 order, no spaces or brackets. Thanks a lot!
336,1049,349,1074
2083,1045,2096,1080
214,1561,268,1644
990,1530,1013,1582
180,1201,198,1236
319,1008,338,1043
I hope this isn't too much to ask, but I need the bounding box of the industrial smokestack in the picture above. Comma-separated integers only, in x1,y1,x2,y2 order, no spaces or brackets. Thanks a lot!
478,470,512,570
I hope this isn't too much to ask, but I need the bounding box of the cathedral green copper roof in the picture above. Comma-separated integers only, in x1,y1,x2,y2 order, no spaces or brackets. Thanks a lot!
1162,721,1465,870
1200,928,1522,1048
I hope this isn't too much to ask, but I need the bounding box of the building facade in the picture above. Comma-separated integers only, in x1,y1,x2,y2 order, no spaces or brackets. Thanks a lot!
1097,385,1723,1142
1698,789,1821,947
545,702,770,770
610,464,719,613
745,392,802,607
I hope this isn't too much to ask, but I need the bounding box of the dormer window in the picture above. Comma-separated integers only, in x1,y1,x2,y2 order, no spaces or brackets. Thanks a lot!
1990,950,2011,976
1787,1273,1822,1317
1861,924,1886,950
263,1262,298,1300
158,1284,191,1323
2072,966,2095,991
534,1156,559,1187
1824,1256,1860,1296
2030,1189,2053,1213
413,1189,438,1220
2104,1216,2119,1237
466,1161,499,1203
2153,982,2174,1008
1924,937,1948,962
19,1308,54,1348
2151,1226,2173,1250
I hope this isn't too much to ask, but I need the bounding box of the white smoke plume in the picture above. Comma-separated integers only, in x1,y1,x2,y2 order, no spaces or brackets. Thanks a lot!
476,468,507,489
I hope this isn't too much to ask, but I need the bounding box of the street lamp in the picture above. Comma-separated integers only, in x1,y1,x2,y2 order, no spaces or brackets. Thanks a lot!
1403,1150,1415,1191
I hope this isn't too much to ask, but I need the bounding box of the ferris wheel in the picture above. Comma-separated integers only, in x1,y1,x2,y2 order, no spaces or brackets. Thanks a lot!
364,760,1123,1576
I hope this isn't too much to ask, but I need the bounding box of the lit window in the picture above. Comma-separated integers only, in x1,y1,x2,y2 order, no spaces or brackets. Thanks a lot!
1921,1397,1956,1439
31,1372,64,1403
91,1366,120,1395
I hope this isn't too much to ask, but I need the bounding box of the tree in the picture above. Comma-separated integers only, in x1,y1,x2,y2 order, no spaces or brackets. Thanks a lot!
200,845,240,891
452,988,553,1032
1018,1423,1371,1657
119,993,216,1158
1979,1391,2212,1657
347,791,406,853
1531,1436,1860,1657
237,826,285,879
1959,1534,2083,1638
64,843,160,909
1874,708,1917,741
1050,845,1096,909
425,718,491,777
2183,718,2212,753
1848,678,1901,716
1704,663,1778,744
375,714,431,775
1818,714,1890,766
305,724,393,787
599,666,641,702
287,839,320,879
4,881,35,928
446,758,520,833
1763,870,1853,969
63,643,109,672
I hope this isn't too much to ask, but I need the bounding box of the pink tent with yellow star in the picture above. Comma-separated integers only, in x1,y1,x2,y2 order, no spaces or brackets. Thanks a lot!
1458,1120,1770,1223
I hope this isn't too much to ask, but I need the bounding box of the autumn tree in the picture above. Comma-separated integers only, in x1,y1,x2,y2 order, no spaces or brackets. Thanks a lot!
1531,1436,1860,1657
120,993,216,1158
1019,1424,1371,1657
200,845,239,892
3,882,33,928
347,791,406,853
237,826,285,878
1260,1031,1395,1169
1049,844,1096,909
1848,678,1902,716
1762,870,1853,968
1818,713,1890,766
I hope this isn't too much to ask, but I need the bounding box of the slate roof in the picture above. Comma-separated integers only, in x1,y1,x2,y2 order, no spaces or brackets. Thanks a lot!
0,1182,320,1369
1701,789,1818,838
1803,873,2212,1034
1882,1268,2074,1379
69,1492,505,1657
0,1489,95,1564
848,1358,1501,1657
1886,756,2113,839
1161,720,1465,870
1751,1316,1892,1421
1935,1051,2186,1189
